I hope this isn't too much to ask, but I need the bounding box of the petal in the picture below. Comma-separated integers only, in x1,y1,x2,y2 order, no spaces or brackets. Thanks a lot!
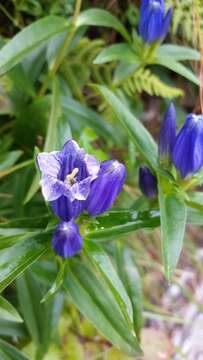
52,220,83,258
84,154,100,179
87,160,126,216
37,151,61,177
70,177,91,201
40,175,66,201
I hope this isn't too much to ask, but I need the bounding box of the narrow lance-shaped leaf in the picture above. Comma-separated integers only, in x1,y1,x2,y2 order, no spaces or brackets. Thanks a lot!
154,58,199,86
0,230,51,293
0,339,29,360
84,241,134,329
94,43,138,64
65,258,142,357
86,209,160,241
77,9,131,42
0,16,70,75
24,77,61,203
95,85,158,170
0,295,23,323
158,176,187,280
116,247,143,340
157,44,200,62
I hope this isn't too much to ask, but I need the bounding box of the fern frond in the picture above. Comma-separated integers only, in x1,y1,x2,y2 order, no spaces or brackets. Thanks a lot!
165,0,203,46
120,68,184,99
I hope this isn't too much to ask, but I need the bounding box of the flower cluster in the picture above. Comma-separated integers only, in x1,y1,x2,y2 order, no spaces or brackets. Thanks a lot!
37,140,126,258
138,0,172,44
139,104,203,197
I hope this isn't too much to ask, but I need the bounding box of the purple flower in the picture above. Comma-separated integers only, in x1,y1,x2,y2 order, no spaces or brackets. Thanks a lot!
138,0,172,44
173,114,203,178
158,103,176,163
37,140,100,221
52,220,82,258
86,160,126,216
139,166,158,199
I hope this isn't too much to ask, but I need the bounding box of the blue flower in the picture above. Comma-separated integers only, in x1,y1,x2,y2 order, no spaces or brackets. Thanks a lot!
139,166,158,199
158,103,176,163
37,140,126,258
52,220,82,258
37,140,100,221
138,0,172,44
173,114,203,178
86,160,126,216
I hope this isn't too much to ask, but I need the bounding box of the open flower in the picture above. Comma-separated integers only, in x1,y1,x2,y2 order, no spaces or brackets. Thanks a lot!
173,114,203,178
138,0,172,44
37,140,126,258
37,140,100,221
139,166,158,199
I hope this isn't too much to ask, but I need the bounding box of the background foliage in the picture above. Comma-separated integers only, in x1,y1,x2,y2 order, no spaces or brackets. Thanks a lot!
0,0,202,359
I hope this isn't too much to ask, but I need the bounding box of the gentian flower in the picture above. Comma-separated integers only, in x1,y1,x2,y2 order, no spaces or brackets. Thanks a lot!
158,103,176,163
37,140,100,221
37,140,126,258
139,166,158,199
87,160,126,216
138,0,172,44
173,114,203,178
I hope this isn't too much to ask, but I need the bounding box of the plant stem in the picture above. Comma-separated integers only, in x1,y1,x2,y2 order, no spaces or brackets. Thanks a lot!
38,0,82,97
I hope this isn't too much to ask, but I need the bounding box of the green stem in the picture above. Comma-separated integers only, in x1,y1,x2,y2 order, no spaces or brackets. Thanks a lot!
38,0,82,97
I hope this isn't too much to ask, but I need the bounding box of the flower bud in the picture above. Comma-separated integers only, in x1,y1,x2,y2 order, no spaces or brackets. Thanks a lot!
139,166,158,199
173,114,203,178
52,220,82,258
86,160,126,216
138,0,172,44
158,103,176,164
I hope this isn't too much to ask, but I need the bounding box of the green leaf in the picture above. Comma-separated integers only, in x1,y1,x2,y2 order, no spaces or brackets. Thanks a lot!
17,270,45,345
157,44,200,62
0,230,50,292
94,43,138,64
24,77,61,203
93,85,158,170
8,64,35,97
116,247,143,340
77,9,130,42
41,261,66,303
154,58,199,86
0,16,70,75
17,270,63,359
0,295,23,323
0,339,29,360
84,241,133,329
0,151,23,172
65,258,142,356
61,96,120,144
158,178,187,280
86,209,160,241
